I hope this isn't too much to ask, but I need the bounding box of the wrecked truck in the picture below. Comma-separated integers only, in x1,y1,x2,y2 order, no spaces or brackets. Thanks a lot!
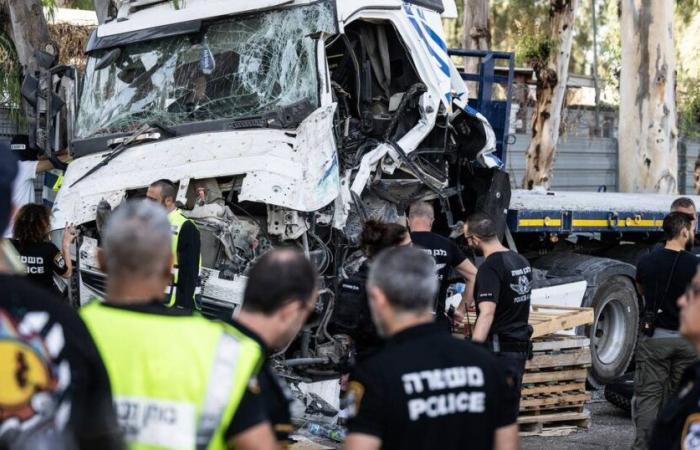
52,0,506,372
35,0,669,390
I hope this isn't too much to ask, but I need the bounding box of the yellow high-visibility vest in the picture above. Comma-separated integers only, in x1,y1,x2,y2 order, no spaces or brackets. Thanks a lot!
81,301,263,450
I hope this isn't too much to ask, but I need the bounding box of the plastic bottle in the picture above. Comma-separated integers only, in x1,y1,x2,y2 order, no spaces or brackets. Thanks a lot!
307,423,347,442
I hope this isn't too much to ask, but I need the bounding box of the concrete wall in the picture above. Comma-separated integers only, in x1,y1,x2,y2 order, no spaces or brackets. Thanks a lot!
505,134,700,195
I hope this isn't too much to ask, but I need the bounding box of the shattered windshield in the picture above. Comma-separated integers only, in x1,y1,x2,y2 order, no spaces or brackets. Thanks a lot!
75,1,335,139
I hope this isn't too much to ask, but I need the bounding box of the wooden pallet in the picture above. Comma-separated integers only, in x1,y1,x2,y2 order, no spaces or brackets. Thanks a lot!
518,409,591,437
519,334,592,420
520,390,591,411
459,305,594,337
529,305,594,338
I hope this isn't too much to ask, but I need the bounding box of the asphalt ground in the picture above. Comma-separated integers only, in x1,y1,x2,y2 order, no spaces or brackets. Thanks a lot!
292,390,635,449
522,390,634,450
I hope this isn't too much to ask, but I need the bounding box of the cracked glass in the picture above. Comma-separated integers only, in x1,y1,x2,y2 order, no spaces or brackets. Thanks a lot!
75,1,335,139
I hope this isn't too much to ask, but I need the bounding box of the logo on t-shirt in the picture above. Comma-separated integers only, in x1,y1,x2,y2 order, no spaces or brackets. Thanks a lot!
0,309,69,440
682,413,700,450
54,254,66,270
509,275,531,297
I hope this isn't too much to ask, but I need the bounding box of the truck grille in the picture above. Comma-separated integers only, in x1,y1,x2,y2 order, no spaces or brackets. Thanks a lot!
81,269,107,297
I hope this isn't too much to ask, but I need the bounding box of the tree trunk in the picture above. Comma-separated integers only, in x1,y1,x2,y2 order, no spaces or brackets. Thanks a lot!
522,0,578,190
619,0,677,193
462,0,490,96
3,0,51,77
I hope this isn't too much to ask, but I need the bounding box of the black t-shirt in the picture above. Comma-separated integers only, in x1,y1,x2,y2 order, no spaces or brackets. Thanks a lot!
0,274,123,449
346,322,518,450
228,321,293,445
650,361,700,450
411,231,467,315
331,262,383,360
474,250,532,342
175,220,201,310
11,239,68,294
636,248,697,330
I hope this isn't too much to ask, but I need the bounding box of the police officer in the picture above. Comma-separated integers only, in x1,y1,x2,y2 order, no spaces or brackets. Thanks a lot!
332,220,411,361
229,249,319,447
407,201,476,327
649,267,700,449
344,246,519,450
80,200,277,450
464,212,532,414
146,179,201,310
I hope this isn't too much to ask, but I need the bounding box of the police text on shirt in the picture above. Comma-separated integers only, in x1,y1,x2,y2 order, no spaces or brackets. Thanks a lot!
402,366,485,420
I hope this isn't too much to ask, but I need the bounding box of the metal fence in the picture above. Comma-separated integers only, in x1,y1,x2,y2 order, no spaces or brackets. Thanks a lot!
506,134,700,195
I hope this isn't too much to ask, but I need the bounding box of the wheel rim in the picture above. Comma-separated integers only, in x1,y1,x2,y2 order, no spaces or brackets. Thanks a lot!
593,297,627,366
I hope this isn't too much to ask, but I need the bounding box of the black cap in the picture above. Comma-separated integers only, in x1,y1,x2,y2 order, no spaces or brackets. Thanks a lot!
0,141,18,232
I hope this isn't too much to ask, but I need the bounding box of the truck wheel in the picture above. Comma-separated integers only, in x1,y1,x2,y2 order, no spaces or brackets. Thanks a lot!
585,275,638,386
603,372,634,415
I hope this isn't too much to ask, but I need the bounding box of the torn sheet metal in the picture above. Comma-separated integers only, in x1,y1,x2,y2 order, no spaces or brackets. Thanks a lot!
240,104,339,210
53,104,339,229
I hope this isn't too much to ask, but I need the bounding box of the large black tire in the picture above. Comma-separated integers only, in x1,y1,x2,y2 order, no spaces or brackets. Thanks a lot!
603,372,634,415
604,385,633,414
585,276,639,386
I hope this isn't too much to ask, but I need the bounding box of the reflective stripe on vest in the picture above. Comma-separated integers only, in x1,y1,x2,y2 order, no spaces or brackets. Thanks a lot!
196,334,239,450
80,302,263,450
166,209,202,307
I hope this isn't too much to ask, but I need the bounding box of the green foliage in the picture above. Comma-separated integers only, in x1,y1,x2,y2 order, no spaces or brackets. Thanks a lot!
680,84,700,138
42,0,57,21
68,0,96,9
677,0,700,24
491,0,549,57
517,33,555,67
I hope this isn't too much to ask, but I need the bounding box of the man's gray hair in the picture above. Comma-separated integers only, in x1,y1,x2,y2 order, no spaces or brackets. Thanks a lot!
408,201,434,220
103,200,172,278
367,246,438,312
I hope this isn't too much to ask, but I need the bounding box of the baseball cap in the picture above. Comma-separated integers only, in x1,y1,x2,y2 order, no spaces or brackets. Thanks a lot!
0,141,19,232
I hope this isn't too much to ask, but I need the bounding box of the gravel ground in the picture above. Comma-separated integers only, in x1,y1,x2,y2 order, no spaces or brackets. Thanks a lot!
522,390,634,450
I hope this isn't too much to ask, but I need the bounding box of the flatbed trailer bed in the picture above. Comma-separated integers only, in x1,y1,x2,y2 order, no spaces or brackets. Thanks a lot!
507,189,700,234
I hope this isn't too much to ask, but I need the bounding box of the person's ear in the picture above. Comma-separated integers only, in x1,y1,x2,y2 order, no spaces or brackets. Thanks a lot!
278,299,302,325
97,248,107,273
368,286,388,311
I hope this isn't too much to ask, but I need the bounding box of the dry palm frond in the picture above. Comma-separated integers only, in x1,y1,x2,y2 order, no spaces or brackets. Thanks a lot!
0,31,22,122
48,22,93,69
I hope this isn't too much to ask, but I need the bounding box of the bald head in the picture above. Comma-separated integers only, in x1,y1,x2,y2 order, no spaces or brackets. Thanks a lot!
242,249,318,315
102,200,172,280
